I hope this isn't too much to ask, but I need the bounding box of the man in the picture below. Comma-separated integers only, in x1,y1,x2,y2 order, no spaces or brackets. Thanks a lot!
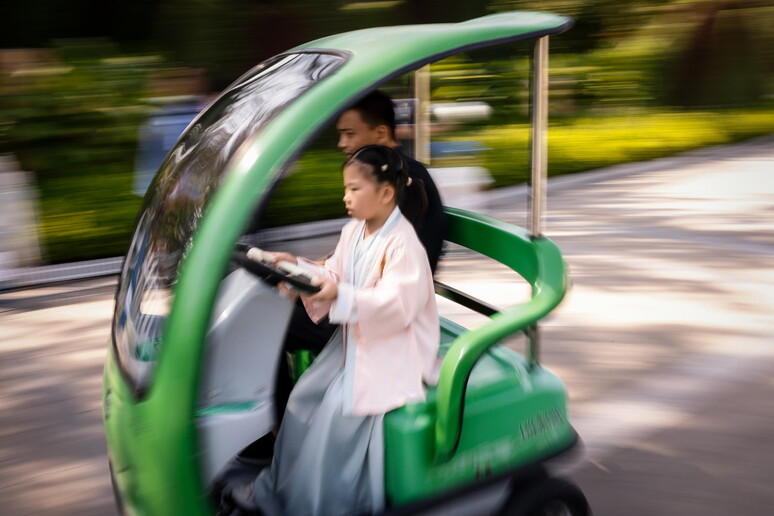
273,90,445,425
336,90,445,269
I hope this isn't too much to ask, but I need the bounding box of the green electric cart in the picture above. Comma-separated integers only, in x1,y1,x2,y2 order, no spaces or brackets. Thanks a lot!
103,11,589,516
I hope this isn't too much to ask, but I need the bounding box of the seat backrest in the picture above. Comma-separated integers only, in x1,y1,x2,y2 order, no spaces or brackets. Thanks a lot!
433,207,567,462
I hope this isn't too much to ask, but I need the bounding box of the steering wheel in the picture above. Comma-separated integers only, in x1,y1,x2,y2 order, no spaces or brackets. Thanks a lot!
233,244,321,294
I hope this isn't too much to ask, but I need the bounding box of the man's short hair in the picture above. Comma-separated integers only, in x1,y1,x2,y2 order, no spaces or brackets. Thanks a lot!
351,90,396,138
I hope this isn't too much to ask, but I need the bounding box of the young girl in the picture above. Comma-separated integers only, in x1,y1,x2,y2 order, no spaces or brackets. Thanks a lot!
246,145,440,516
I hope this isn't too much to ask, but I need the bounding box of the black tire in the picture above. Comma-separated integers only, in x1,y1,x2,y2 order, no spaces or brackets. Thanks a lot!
500,476,591,516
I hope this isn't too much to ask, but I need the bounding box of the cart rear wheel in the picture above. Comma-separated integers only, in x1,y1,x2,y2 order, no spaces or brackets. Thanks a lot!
500,476,590,516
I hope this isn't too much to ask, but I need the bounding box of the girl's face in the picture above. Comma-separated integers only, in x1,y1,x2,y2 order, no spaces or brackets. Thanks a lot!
342,163,394,222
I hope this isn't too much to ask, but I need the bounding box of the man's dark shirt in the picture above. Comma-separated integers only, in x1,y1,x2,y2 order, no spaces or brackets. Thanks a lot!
399,153,445,273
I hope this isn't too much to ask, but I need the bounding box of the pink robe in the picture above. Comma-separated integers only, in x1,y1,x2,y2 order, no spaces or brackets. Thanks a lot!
300,212,440,415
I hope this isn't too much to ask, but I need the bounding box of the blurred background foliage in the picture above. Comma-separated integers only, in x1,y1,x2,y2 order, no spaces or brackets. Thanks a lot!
1,0,773,262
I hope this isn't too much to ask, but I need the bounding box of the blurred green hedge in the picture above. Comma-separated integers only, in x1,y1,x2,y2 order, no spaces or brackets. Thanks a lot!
477,109,774,187
0,45,159,263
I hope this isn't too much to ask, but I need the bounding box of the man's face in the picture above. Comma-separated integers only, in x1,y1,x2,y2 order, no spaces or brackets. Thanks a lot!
336,109,391,159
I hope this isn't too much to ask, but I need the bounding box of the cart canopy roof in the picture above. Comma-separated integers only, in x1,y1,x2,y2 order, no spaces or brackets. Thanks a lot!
289,12,572,106
113,11,571,395
296,11,572,62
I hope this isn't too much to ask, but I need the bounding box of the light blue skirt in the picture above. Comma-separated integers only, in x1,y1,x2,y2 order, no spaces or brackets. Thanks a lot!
252,328,385,516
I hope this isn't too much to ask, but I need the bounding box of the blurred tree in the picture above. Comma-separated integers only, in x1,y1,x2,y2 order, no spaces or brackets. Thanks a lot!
0,1,161,49
151,0,495,85
659,0,771,107
0,47,158,261
405,0,489,23
154,0,256,86
486,0,669,53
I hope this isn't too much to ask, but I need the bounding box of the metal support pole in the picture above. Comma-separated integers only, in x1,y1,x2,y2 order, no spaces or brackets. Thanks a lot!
527,36,549,367
529,36,548,238
414,64,431,164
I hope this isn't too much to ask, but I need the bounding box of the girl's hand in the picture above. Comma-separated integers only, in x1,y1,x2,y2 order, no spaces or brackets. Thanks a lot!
305,276,338,302
276,281,300,301
270,251,297,266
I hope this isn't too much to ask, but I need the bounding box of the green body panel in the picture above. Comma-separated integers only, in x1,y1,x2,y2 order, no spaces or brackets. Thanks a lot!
384,348,572,506
102,12,572,515
289,349,317,384
104,349,211,515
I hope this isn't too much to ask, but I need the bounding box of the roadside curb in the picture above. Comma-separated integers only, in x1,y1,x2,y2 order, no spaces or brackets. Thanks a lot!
455,133,774,210
1,256,124,291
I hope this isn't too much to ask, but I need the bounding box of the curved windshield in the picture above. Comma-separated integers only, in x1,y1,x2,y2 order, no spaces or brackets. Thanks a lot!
112,52,345,394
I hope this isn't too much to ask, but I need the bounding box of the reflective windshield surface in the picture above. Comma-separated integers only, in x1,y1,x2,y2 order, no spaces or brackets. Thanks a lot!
112,52,344,392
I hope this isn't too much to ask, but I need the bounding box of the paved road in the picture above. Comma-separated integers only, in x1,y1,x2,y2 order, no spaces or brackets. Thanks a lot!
1,135,773,515
1,278,117,515
467,135,774,515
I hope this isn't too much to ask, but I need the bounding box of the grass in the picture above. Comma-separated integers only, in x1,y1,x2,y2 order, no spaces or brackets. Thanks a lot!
471,108,774,186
